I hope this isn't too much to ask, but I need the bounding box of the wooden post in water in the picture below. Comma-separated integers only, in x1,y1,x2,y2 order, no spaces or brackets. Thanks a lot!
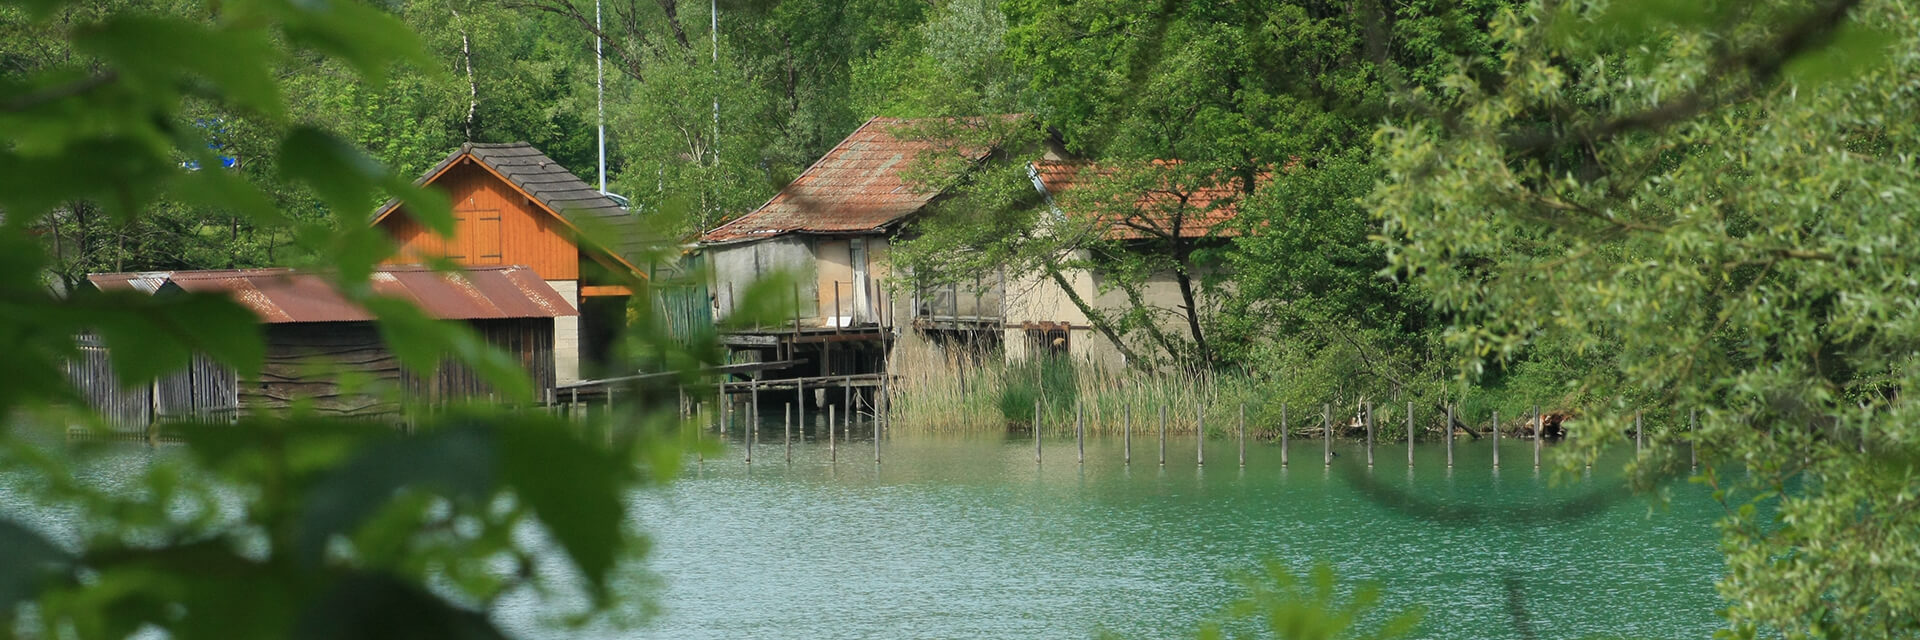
1280,403,1289,467
784,403,792,464
1491,409,1500,469
1444,404,1454,467
1076,400,1085,464
1238,403,1246,468
1635,411,1644,453
1364,401,1374,467
1196,403,1205,466
1406,401,1415,467
745,401,753,464
1533,405,1542,469
1322,404,1332,466
1035,398,1043,464
750,378,760,436
797,376,806,430
1123,404,1132,464
874,405,881,464
829,404,837,463
1158,405,1168,466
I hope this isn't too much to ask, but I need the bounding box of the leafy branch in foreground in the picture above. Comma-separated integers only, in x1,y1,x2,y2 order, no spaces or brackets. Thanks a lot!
0,0,712,637
1177,561,1422,640
1375,1,1920,636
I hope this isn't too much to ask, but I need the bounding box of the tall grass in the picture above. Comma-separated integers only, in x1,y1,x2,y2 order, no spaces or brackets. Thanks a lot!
885,338,1270,437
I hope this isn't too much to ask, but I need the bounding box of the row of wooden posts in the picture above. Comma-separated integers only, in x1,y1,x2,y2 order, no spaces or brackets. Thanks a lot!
704,397,1700,470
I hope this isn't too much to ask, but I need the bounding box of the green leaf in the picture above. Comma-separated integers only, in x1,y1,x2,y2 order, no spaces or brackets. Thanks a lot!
73,15,283,117
277,126,388,219
1783,23,1897,88
360,297,534,401
81,289,265,385
294,572,506,640
298,425,497,564
499,421,626,602
0,519,70,611
274,0,439,86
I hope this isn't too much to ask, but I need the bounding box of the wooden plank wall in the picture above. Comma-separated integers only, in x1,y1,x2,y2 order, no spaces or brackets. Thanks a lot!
65,341,239,430
412,319,555,403
377,163,581,281
243,323,405,416
71,319,559,421
64,340,150,431
156,353,239,420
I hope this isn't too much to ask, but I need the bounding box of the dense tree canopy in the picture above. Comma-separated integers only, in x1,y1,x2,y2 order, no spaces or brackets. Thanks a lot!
1375,1,1920,636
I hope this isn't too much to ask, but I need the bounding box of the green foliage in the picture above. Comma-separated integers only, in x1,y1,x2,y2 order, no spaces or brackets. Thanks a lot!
1200,562,1423,640
0,0,714,636
996,356,1079,425
1099,561,1422,640
1373,0,1920,636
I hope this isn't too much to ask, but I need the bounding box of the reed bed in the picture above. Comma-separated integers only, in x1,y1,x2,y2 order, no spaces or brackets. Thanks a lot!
885,339,1274,437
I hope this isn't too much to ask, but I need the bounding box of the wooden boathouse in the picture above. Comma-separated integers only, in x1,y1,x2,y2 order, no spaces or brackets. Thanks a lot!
371,142,646,386
77,265,576,425
696,117,1017,419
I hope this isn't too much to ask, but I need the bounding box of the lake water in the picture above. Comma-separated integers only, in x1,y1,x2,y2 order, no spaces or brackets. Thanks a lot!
3,429,1729,639
619,427,1725,639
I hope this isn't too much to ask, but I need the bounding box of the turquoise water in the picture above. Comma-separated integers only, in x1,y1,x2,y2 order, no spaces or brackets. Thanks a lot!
622,428,1725,639
1,430,1727,639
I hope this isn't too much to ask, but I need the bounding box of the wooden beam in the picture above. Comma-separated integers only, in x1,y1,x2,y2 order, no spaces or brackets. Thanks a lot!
580,285,633,297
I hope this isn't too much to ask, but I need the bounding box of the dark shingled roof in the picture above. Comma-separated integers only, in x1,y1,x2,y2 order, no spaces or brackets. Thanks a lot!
372,142,644,268
699,116,1002,245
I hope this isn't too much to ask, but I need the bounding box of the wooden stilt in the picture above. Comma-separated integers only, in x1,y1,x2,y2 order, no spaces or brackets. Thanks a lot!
1158,405,1167,466
1237,403,1246,468
1280,402,1289,467
1322,404,1332,466
1365,401,1374,467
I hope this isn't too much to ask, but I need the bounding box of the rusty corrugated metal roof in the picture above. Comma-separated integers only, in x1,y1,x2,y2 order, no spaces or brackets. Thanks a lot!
699,116,1007,245
1032,160,1266,241
89,269,285,295
108,265,576,324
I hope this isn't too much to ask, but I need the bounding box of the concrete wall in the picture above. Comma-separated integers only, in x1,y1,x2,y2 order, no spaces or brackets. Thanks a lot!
547,279,580,385
1000,253,1220,369
709,236,816,324
708,234,908,328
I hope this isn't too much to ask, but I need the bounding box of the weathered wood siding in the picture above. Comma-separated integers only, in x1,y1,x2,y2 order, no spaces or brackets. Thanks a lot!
242,323,405,415
413,319,556,403
379,163,581,281
157,353,239,420
239,319,557,414
66,338,239,430
64,340,150,430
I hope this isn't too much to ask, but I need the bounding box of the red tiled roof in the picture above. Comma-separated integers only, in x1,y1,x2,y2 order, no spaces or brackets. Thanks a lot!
92,265,577,324
1032,160,1262,240
700,117,1003,244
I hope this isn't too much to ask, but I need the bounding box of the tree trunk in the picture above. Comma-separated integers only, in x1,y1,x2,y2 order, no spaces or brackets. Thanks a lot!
1172,247,1212,368
1040,258,1151,372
